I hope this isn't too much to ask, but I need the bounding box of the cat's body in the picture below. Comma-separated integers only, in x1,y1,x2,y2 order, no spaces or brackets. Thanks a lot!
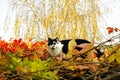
47,38,103,58
60,39,90,54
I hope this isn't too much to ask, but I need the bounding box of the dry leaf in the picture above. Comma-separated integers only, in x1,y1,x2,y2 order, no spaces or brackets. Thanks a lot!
74,65,89,70
67,39,77,58
76,42,95,59
77,43,93,54
87,64,99,72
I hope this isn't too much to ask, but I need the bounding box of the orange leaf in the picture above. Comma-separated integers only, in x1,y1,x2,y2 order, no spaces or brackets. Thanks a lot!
74,65,89,70
77,43,94,53
106,27,114,34
87,64,99,72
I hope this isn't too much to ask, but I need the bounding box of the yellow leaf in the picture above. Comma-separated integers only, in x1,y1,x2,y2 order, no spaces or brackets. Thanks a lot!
67,39,77,58
26,42,32,49
67,51,73,58
91,57,99,63
107,54,115,63
67,66,75,71
115,50,120,64
68,39,77,50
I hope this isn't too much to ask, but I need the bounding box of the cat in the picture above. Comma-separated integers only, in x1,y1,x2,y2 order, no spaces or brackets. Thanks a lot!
47,37,103,58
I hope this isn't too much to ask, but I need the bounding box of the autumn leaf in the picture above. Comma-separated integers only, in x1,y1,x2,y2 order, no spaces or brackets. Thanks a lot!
77,40,95,59
68,39,77,50
77,43,93,54
0,73,6,80
67,66,75,71
87,63,99,72
115,50,120,64
104,49,110,58
74,65,89,70
20,42,27,48
106,27,114,34
106,53,115,63
16,66,27,74
67,39,77,58
26,42,32,49
114,27,120,32
115,53,120,64
28,38,33,42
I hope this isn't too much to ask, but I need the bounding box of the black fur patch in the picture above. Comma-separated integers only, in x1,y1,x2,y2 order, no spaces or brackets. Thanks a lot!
48,38,58,46
60,39,90,54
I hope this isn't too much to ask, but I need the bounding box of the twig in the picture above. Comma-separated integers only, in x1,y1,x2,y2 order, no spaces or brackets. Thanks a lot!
70,34,120,59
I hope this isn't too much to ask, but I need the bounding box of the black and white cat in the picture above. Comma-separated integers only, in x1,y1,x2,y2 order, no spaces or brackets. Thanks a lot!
47,37,103,58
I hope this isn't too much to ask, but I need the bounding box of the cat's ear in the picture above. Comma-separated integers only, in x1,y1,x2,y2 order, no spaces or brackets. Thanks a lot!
48,37,52,41
55,37,59,40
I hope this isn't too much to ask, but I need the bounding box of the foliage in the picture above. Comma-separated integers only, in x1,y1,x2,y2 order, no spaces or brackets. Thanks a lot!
0,0,119,79
0,29,120,79
106,44,120,64
107,27,120,34
8,0,103,40
0,38,57,79
106,27,120,64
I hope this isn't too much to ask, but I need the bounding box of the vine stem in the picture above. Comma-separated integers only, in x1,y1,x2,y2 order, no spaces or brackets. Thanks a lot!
68,33,120,61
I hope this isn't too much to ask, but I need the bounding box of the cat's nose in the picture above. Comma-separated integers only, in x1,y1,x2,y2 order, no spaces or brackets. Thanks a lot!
52,47,55,50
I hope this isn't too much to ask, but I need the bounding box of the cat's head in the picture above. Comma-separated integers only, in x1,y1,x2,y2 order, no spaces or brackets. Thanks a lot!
47,37,61,50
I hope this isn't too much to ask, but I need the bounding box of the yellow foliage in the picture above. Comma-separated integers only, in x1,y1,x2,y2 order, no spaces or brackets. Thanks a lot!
107,53,115,64
11,0,102,41
106,44,120,64
14,17,19,37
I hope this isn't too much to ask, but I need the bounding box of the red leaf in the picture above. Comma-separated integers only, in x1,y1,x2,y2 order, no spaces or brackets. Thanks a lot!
106,27,114,34
24,53,32,57
20,42,27,48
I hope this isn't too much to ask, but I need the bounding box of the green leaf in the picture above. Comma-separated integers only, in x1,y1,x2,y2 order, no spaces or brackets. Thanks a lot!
22,57,30,66
34,57,45,70
12,57,21,67
29,57,45,72
107,54,115,63
12,57,21,63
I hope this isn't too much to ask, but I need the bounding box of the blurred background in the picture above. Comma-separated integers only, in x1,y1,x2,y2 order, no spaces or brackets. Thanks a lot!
0,0,120,43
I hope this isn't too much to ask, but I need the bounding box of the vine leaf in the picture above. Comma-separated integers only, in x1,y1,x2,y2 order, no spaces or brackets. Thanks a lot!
67,39,77,58
107,53,115,63
106,27,114,34
115,50,120,64
67,66,75,70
